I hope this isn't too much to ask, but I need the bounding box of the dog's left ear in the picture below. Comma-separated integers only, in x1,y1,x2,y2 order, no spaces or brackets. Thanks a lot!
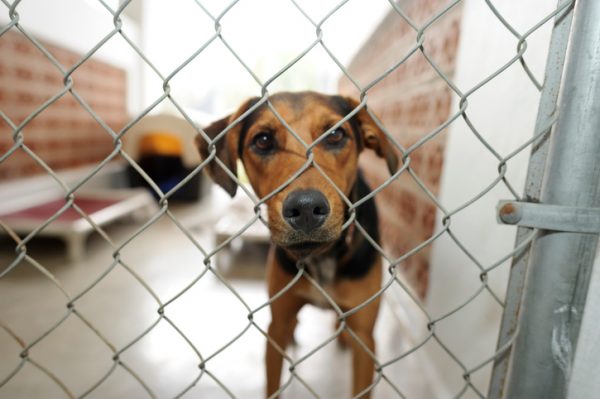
195,97,257,197
343,96,399,175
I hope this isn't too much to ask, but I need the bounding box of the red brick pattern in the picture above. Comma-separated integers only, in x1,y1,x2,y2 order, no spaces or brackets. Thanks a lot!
339,0,463,298
0,30,127,180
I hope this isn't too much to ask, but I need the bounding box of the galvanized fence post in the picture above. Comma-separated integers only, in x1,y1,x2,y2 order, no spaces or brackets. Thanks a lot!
488,0,574,396
493,0,600,397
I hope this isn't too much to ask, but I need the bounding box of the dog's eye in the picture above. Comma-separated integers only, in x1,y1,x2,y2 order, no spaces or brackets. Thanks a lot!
251,132,276,154
324,127,347,147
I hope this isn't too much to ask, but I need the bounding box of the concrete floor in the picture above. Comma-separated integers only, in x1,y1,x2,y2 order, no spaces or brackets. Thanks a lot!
0,193,445,399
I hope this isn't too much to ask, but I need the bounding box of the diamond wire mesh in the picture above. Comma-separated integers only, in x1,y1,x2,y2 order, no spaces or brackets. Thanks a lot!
0,0,573,398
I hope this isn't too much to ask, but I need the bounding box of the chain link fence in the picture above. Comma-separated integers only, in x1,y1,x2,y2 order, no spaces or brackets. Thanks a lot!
0,0,586,398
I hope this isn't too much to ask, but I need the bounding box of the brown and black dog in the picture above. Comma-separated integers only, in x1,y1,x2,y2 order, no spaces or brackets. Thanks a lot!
196,91,398,398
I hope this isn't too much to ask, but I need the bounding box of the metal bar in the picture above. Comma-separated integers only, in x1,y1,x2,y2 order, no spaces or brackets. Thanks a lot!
487,0,574,396
497,201,600,233
503,0,600,397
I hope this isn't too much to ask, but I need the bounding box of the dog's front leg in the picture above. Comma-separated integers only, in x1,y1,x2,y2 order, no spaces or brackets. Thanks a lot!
266,292,304,398
348,328,375,398
346,297,380,399
265,252,305,398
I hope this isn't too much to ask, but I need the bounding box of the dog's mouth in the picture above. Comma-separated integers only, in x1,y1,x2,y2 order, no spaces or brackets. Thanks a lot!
285,240,328,251
275,227,340,257
286,241,323,249
281,240,334,258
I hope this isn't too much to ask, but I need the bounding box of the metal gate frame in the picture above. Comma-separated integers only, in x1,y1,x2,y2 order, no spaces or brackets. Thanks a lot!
489,0,600,397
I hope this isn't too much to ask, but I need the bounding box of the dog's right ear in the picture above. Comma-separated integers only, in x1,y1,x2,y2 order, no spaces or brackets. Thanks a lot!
342,96,399,176
195,98,258,197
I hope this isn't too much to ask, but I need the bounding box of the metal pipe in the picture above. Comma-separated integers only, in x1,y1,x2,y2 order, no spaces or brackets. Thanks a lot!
504,0,600,396
488,0,574,396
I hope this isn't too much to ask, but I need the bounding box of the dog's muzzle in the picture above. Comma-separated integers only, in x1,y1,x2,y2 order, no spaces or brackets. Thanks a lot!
282,189,330,234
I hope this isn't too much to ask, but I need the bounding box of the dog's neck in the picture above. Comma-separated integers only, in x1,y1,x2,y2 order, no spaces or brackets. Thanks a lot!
302,255,337,286
275,170,380,283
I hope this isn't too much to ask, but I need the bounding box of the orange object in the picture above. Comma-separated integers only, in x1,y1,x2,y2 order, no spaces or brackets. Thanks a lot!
139,132,183,157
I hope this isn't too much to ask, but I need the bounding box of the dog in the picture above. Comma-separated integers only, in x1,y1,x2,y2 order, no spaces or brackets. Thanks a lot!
196,91,398,398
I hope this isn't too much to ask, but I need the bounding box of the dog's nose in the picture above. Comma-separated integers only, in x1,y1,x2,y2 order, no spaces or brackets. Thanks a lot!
282,189,330,234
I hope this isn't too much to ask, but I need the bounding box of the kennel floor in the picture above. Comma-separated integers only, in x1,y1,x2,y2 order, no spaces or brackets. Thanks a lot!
0,194,441,398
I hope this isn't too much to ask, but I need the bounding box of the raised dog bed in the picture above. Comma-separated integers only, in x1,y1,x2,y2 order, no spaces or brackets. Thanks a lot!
0,188,157,261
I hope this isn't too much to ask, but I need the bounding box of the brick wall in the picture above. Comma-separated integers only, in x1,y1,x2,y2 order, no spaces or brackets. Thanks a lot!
0,30,127,180
339,0,462,298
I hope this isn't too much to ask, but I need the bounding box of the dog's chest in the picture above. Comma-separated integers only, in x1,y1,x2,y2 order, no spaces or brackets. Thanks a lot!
298,256,339,308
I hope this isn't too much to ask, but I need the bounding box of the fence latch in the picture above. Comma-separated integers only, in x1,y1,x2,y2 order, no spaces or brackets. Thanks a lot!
497,200,600,233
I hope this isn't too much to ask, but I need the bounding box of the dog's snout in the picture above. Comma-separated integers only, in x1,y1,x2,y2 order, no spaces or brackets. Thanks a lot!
282,189,330,234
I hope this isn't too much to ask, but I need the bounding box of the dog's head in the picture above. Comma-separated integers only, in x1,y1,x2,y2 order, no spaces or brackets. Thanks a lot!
196,91,398,258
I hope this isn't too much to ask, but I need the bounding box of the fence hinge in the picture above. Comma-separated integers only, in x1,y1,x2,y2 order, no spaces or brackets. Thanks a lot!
497,200,600,233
